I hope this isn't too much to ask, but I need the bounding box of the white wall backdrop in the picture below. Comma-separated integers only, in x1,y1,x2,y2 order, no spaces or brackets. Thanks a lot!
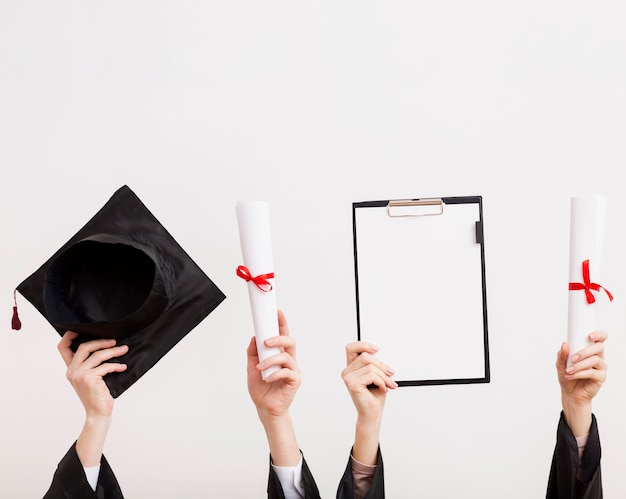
1,2,625,497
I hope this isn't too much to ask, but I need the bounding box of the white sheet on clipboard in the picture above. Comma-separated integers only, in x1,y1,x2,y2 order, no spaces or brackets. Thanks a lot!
353,198,488,385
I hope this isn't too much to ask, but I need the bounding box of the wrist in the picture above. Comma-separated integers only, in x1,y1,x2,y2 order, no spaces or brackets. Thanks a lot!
257,409,291,429
562,396,592,438
355,413,383,433
259,412,301,467
76,415,112,468
84,413,113,434
353,417,382,466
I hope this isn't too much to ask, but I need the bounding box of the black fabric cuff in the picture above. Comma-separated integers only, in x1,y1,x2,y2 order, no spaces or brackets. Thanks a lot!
558,411,602,484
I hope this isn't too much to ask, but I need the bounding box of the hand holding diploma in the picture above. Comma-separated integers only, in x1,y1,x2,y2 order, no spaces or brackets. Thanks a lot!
556,330,608,437
567,196,613,366
246,310,304,470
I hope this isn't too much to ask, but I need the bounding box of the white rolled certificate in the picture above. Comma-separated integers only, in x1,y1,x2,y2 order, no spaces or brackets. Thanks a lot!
236,201,281,379
567,196,612,365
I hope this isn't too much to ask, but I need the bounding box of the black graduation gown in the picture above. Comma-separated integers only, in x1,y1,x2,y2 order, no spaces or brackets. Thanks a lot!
546,412,602,499
266,448,384,499
47,419,596,499
336,447,385,499
267,453,322,499
43,442,124,499
44,446,327,499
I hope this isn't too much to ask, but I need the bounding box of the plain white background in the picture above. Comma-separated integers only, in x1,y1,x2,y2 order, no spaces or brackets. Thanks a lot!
1,2,625,497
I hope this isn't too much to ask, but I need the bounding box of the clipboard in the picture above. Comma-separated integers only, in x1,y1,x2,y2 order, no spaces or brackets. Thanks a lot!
352,196,490,386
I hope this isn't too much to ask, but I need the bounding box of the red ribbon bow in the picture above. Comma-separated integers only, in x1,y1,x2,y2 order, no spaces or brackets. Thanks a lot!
236,265,274,292
568,259,613,304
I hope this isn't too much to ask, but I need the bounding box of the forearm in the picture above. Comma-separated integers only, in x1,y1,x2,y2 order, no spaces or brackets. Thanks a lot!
561,396,592,438
352,414,382,465
75,414,112,467
260,412,301,466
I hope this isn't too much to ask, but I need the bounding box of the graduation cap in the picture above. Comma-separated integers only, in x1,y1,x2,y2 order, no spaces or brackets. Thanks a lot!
15,185,226,398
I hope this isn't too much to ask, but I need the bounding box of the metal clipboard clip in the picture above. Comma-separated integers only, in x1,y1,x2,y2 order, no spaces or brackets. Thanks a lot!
386,198,444,218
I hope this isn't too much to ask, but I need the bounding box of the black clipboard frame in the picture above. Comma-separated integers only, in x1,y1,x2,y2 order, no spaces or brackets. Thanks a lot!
352,196,490,387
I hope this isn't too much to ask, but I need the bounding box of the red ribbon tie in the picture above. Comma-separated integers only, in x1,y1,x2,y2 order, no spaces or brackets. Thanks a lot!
568,259,613,304
236,265,274,292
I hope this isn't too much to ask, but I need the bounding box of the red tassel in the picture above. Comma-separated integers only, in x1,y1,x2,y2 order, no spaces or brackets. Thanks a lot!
11,290,21,330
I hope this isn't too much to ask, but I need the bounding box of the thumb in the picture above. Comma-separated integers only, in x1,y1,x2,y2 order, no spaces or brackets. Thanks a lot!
556,342,569,371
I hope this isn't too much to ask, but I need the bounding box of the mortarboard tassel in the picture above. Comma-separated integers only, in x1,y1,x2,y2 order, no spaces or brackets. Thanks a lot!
11,289,21,330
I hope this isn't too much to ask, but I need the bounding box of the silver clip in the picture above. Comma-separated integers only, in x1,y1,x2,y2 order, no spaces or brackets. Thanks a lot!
387,198,444,217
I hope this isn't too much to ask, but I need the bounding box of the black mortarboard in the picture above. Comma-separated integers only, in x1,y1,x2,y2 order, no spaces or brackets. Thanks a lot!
16,185,226,397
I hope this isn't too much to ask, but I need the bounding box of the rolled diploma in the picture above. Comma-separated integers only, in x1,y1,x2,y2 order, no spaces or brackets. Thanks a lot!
567,196,607,366
236,201,281,379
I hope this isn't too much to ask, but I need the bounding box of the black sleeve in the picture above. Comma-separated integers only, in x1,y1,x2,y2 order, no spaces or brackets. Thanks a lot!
43,442,124,499
546,412,602,499
267,452,321,499
336,447,385,499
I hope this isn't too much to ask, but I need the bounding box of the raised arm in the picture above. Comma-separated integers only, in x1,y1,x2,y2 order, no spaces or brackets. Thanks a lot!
556,331,607,437
547,330,607,499
44,331,127,498
342,342,396,464
247,310,320,499
59,332,129,467
337,342,396,499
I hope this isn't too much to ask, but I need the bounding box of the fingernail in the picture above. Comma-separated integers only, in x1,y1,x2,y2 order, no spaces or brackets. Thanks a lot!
392,381,398,388
257,362,264,369
387,367,395,375
571,355,579,363
589,333,596,341
565,366,574,374
371,344,379,352
265,338,275,346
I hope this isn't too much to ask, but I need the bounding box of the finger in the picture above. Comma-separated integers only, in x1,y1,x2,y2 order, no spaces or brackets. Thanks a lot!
258,350,298,374
265,333,297,360
359,371,392,392
263,365,301,386
345,367,392,393
247,336,260,371
275,310,296,359
564,363,607,384
566,355,607,377
247,336,258,356
79,344,129,371
91,361,128,379
265,335,295,350
570,341,605,364
58,331,79,367
356,362,397,389
345,351,394,378
556,342,569,372
72,338,118,365
277,310,289,337
345,341,379,365
344,361,396,390
589,330,608,343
